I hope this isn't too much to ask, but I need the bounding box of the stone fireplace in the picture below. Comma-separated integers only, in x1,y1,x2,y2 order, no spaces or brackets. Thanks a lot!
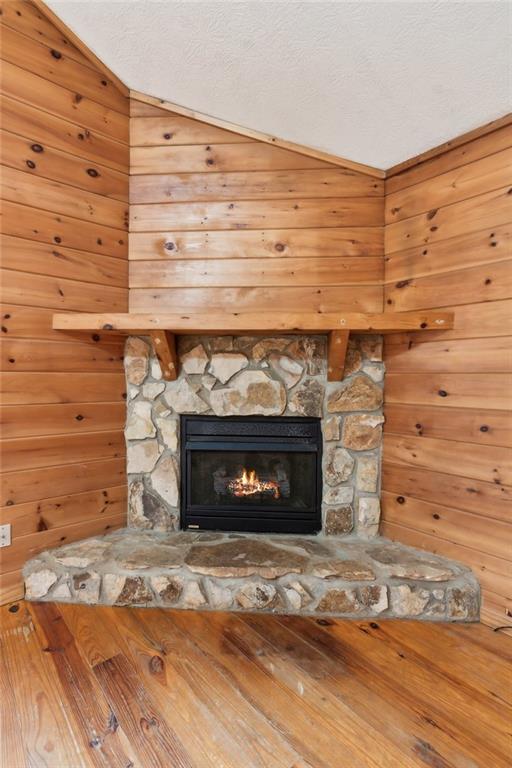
124,333,385,538
22,332,479,621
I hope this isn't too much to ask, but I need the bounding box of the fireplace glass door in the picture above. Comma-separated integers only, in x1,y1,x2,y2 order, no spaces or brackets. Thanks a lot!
181,416,322,534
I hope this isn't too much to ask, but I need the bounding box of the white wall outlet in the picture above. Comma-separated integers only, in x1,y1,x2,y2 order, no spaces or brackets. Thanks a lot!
0,524,12,548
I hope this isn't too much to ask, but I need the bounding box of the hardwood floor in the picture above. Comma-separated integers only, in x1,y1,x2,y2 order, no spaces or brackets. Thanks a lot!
1,601,510,767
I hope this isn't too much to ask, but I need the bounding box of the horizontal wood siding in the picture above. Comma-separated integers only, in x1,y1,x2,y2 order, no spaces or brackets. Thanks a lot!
128,98,384,314
0,1,129,604
383,126,512,630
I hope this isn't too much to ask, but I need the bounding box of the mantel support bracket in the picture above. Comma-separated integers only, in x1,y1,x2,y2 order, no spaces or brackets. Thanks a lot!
327,330,350,381
150,331,178,381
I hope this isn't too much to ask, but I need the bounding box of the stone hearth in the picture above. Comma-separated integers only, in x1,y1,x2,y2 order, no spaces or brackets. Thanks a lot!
23,530,479,621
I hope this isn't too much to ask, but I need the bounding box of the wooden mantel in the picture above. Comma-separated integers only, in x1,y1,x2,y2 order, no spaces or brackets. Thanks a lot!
53,311,454,382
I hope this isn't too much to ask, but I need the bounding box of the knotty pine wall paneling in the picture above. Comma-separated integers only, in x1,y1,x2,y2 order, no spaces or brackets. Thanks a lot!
0,1,130,603
128,98,385,314
382,124,512,630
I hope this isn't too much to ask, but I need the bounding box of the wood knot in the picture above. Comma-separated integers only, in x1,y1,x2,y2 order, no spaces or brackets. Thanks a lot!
50,49,62,59
396,496,405,504
426,208,438,220
31,143,44,153
163,133,173,140
164,241,175,251
438,389,448,397
395,280,410,289
480,425,489,432
275,242,285,252
26,160,36,169
86,168,99,177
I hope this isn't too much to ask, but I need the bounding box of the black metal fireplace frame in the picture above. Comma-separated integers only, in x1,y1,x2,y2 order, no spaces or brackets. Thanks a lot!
180,415,322,534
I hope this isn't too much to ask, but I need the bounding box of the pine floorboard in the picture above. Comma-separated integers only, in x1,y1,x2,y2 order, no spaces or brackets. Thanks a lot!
1,601,510,768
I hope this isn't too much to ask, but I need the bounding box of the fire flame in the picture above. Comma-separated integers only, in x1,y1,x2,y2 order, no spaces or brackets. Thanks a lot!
228,467,280,499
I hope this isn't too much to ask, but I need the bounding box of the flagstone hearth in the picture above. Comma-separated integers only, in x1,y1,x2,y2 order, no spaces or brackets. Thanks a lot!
23,530,479,621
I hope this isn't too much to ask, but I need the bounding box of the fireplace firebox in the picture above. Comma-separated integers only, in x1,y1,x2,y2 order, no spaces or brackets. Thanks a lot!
181,416,322,534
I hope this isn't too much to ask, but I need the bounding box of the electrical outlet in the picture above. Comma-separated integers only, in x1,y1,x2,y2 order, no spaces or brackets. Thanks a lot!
0,524,11,548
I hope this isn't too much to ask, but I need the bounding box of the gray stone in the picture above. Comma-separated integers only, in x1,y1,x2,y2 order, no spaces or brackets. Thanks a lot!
209,352,249,384
25,569,57,599
127,439,162,473
142,381,165,400
252,338,289,361
323,416,341,441
358,498,381,536
54,540,111,568
202,373,217,391
288,379,324,417
128,480,175,532
362,363,384,382
210,370,286,417
356,456,379,493
151,454,179,508
116,576,153,606
150,358,163,380
185,539,308,579
205,580,235,609
182,581,207,608
317,589,360,613
72,572,101,604
311,559,375,580
128,386,139,400
156,416,178,452
181,344,209,374
359,585,388,613
164,379,209,414
323,486,354,505
125,337,149,385
268,354,303,389
286,337,326,375
447,586,479,619
236,582,279,610
324,446,355,486
126,401,155,440
327,375,383,413
51,582,72,600
342,413,384,451
389,585,431,616
151,575,183,604
360,336,383,361
324,506,354,535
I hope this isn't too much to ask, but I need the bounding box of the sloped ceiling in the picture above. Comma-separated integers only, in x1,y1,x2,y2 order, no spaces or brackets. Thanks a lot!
47,0,511,168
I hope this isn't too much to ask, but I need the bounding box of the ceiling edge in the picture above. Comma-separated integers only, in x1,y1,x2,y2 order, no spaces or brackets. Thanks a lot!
130,90,386,180
33,0,130,97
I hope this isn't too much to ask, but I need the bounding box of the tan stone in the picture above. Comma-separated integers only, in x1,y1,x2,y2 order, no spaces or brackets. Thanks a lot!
25,569,57,599
362,362,384,382
252,338,289,361
389,585,430,616
268,354,303,388
126,401,155,440
356,456,379,492
324,446,355,486
117,543,183,570
236,582,279,610
283,581,313,610
202,373,217,391
210,370,286,417
128,480,175,532
344,340,363,376
311,559,375,580
324,505,353,535
151,575,184,604
288,379,324,417
72,571,101,604
359,585,388,613
127,439,162,473
360,336,383,361
103,574,126,603
185,539,308,579
327,375,383,413
164,379,209,414
210,336,234,353
317,589,360,613
142,381,165,400
323,416,341,441
205,580,235,609
182,581,207,608
54,540,111,568
342,414,384,451
367,545,457,581
323,486,354,505
181,344,209,374
447,585,479,619
125,337,150,385
286,337,326,375
116,576,153,606
52,582,72,600
156,416,178,452
150,358,163,380
358,498,381,536
209,352,249,384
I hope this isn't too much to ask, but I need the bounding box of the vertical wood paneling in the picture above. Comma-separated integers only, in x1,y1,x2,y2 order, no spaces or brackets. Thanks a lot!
128,97,384,315
383,128,512,630
0,1,129,604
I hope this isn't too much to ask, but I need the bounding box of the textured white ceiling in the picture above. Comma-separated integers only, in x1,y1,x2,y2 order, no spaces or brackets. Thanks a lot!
47,0,511,168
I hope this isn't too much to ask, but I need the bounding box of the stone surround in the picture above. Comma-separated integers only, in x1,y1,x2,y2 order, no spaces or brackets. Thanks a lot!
124,333,385,536
23,530,479,621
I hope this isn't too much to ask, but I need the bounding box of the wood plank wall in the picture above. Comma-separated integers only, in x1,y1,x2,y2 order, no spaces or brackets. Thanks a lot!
128,99,385,313
0,1,130,603
382,124,512,629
